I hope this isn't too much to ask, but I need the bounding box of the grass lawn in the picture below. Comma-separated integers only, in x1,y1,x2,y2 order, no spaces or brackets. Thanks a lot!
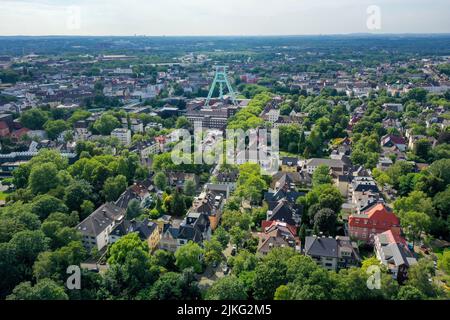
0,188,12,201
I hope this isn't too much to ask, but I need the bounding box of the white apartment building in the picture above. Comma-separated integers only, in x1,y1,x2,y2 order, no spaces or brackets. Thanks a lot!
111,128,131,145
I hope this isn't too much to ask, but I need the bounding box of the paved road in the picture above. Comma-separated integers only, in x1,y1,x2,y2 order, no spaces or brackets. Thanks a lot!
196,243,233,290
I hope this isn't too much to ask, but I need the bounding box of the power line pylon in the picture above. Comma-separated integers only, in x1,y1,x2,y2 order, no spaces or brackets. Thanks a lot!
205,66,237,107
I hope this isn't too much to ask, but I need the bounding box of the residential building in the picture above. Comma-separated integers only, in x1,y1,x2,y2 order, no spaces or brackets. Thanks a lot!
374,230,417,283
167,172,199,190
262,199,302,230
190,190,225,230
159,212,211,252
109,218,160,252
348,203,401,244
270,171,311,191
382,103,404,113
304,235,361,271
111,128,131,145
265,109,280,123
381,134,407,152
214,168,238,191
115,179,154,209
76,203,125,251
304,158,347,175
280,157,299,173
257,221,301,255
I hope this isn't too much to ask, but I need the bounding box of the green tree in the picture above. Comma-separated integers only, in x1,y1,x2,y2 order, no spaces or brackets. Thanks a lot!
41,222,80,249
139,269,200,300
205,276,248,300
170,190,186,216
44,120,69,140
29,163,60,195
175,116,191,129
212,226,230,249
313,208,337,236
93,114,121,135
175,241,204,273
221,210,252,231
126,199,142,220
393,191,435,218
438,250,450,274
305,183,343,214
204,239,223,266
400,211,431,246
10,230,49,267
312,165,331,186
229,249,257,276
153,172,168,191
396,285,426,300
433,186,450,216
406,259,439,298
33,241,87,282
229,226,249,249
274,285,291,300
64,179,95,213
7,279,68,300
183,179,196,196
20,108,49,130
413,138,431,161
102,175,127,202
332,268,375,300
80,200,95,219
31,195,68,220
0,204,41,243
407,88,427,103
105,233,159,298
0,242,22,298
153,249,176,271
253,248,296,300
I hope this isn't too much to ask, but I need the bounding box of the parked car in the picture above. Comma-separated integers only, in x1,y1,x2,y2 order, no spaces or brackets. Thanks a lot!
222,264,230,274
231,245,237,256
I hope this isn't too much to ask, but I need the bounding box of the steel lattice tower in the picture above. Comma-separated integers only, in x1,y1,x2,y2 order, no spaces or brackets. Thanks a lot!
205,66,237,107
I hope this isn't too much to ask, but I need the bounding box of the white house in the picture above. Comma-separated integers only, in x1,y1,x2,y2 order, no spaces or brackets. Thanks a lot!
111,128,131,146
76,203,125,251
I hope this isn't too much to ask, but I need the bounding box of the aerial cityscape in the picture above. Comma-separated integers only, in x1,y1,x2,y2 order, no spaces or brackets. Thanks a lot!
0,0,449,307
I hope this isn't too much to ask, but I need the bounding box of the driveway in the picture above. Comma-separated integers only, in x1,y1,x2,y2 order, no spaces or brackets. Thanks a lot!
196,243,234,290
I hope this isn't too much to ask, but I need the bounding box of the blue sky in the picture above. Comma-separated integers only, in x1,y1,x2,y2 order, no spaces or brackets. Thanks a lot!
0,0,449,36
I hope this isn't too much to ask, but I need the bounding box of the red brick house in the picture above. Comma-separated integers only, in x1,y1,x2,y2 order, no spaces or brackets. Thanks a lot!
0,121,10,137
257,221,300,255
10,128,30,141
348,203,401,244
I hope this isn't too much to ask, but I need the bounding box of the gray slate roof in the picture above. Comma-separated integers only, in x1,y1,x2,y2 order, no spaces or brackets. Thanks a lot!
76,202,125,237
305,236,339,258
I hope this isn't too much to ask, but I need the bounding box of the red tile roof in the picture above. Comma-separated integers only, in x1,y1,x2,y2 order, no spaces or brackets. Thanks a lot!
348,203,401,242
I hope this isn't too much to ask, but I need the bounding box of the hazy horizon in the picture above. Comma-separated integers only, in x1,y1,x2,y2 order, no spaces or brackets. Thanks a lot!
2,33,450,38
0,0,449,36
